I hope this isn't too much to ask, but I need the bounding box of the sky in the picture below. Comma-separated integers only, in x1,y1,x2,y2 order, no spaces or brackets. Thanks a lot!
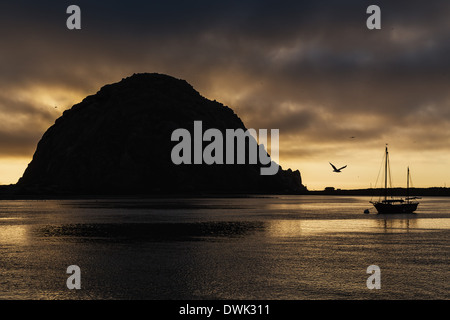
0,0,449,190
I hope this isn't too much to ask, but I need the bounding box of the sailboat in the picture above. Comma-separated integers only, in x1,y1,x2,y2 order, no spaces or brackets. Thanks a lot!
370,145,420,214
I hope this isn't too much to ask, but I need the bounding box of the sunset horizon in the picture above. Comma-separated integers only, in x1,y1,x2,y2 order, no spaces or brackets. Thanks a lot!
0,71,447,191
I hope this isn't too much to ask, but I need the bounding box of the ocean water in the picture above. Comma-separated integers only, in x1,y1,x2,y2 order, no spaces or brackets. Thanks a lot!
0,195,448,300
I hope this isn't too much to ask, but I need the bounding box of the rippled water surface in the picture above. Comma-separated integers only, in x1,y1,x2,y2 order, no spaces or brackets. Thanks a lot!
0,195,448,299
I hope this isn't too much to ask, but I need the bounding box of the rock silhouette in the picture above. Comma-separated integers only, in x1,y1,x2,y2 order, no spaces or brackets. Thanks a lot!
16,73,306,195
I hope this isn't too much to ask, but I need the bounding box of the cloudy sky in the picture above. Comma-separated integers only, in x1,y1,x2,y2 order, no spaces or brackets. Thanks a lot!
0,0,449,189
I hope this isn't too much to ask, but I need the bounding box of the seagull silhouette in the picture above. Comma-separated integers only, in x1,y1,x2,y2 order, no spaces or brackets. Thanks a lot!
329,162,347,173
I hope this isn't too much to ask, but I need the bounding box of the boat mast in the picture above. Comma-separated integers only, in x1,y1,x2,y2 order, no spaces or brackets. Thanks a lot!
406,166,410,203
384,145,388,201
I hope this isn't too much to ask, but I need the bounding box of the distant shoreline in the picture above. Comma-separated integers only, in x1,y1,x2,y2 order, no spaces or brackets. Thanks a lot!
0,184,449,200
308,187,450,197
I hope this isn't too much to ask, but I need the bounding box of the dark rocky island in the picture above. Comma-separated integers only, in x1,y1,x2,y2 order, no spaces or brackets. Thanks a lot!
12,73,306,196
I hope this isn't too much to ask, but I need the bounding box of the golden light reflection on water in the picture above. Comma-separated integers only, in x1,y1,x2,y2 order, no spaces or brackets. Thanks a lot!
0,225,30,245
267,218,450,237
267,201,353,211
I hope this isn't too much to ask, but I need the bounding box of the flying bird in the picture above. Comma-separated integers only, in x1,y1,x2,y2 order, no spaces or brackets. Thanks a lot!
329,162,347,173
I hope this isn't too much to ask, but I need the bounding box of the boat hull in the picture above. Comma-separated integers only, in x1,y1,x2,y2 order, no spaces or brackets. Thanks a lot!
373,202,418,214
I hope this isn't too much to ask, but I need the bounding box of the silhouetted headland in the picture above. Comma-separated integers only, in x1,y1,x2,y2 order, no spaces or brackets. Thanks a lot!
6,73,306,198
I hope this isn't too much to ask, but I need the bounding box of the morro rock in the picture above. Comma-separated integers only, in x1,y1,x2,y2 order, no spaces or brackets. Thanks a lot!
16,73,306,195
